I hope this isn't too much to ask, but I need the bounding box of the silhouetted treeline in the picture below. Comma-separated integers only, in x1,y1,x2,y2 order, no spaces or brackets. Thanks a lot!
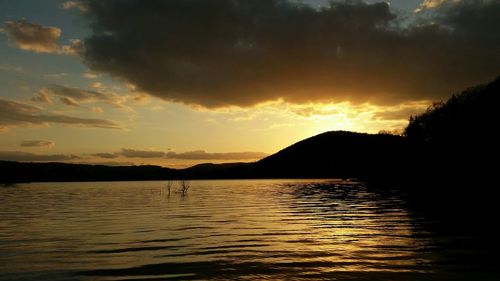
405,76,500,147
399,76,500,216
404,76,500,184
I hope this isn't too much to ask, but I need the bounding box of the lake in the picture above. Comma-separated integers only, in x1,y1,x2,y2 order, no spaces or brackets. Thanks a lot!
0,180,498,280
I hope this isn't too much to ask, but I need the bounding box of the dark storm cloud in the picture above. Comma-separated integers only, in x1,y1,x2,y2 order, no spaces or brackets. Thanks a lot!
0,151,79,162
0,98,121,130
79,0,500,107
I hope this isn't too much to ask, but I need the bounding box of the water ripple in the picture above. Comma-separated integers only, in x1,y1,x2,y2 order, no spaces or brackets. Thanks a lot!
0,179,497,280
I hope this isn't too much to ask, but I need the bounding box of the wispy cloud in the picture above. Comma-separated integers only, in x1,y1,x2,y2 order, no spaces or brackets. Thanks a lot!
37,85,128,109
0,98,121,131
166,150,268,160
19,140,55,148
59,96,79,106
91,106,103,113
44,73,68,79
0,64,23,72
31,91,52,103
372,102,430,121
62,1,88,12
415,0,461,12
0,151,79,162
92,148,268,161
82,71,97,79
2,20,81,54
91,152,118,159
120,148,165,158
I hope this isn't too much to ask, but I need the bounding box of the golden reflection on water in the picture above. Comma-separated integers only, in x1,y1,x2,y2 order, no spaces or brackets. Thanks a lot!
0,180,462,280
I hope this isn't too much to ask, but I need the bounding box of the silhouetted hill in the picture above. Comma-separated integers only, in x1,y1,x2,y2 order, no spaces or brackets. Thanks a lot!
254,131,416,180
178,162,254,179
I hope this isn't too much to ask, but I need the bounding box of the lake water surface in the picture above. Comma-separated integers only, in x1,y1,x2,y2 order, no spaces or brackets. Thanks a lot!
0,180,497,280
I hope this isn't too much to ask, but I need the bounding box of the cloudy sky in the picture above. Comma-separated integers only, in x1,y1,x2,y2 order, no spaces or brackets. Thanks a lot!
0,0,498,167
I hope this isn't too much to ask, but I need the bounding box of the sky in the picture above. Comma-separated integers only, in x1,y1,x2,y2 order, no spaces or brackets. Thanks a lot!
0,0,499,168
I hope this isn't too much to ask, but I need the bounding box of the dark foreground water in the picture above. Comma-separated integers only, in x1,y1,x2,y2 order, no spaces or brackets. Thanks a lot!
0,180,498,280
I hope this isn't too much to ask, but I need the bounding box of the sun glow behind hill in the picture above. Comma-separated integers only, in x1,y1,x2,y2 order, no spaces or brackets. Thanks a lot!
0,96,429,168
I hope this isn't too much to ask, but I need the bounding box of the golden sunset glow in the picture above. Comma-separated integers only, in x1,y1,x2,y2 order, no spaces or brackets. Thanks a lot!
1,0,497,168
